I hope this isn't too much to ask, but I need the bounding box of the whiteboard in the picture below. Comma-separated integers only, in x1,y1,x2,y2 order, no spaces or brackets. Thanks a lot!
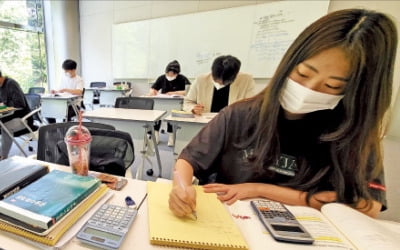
112,1,329,79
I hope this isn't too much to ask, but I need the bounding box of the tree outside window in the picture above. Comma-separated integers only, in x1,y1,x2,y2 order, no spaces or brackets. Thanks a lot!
0,0,47,92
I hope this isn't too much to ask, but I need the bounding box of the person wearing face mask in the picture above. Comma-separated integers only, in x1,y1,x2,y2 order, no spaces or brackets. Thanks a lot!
47,59,84,123
51,59,84,96
183,55,255,115
149,60,191,145
169,9,397,219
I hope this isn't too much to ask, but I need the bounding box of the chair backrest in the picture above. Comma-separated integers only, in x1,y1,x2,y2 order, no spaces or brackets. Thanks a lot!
28,87,45,94
25,93,41,110
90,82,107,88
115,97,154,110
24,93,42,125
37,122,116,164
55,128,134,176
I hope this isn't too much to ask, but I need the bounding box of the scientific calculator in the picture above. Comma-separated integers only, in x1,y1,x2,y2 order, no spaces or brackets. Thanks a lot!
77,204,137,249
250,200,314,244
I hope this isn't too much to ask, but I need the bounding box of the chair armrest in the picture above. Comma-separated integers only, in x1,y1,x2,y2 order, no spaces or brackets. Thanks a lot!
21,107,41,122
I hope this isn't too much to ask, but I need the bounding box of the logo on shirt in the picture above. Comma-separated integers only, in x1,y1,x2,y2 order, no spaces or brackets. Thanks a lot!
268,154,298,176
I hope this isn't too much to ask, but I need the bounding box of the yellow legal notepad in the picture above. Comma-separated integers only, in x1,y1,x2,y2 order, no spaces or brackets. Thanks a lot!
0,184,109,246
147,181,248,250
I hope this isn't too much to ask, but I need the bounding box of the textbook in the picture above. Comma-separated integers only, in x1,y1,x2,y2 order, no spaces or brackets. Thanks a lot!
0,157,49,200
229,201,400,250
147,181,248,250
0,170,100,230
171,109,195,118
0,184,110,246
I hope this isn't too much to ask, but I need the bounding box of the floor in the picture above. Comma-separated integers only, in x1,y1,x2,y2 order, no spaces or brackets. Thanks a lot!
129,130,176,181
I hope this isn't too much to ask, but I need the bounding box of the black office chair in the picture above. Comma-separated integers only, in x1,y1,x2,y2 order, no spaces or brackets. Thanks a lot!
115,97,154,110
11,94,46,153
24,93,46,127
90,82,107,105
37,122,115,164
28,87,45,95
55,128,134,176
90,82,107,88
37,122,133,176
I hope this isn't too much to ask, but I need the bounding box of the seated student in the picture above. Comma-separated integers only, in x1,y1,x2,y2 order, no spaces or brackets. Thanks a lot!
183,55,255,115
48,59,84,122
0,69,33,159
169,9,398,219
149,60,191,146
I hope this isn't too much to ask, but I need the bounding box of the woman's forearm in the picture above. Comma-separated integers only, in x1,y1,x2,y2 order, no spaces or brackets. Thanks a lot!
254,183,309,206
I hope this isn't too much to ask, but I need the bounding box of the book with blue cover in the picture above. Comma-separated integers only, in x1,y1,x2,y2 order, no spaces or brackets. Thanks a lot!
0,170,100,230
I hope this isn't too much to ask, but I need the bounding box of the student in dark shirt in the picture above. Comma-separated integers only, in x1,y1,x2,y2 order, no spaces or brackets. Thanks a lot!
149,60,190,146
169,9,397,218
0,70,33,159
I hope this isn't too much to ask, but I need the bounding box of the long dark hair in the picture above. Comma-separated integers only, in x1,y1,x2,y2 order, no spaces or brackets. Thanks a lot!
246,9,397,207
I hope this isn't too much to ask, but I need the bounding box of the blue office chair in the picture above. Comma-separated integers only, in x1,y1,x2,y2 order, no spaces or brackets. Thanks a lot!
28,87,45,95
90,82,107,105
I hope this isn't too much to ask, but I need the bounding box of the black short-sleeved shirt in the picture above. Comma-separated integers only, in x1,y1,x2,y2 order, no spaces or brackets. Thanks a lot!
179,98,387,209
0,77,32,125
151,74,190,94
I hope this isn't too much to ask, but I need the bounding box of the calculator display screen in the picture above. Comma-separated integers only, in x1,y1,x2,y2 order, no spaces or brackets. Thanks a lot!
84,227,122,241
271,224,304,233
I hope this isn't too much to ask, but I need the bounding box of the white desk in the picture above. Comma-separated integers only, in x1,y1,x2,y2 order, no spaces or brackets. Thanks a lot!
83,108,166,179
41,94,81,122
0,158,152,249
140,95,183,112
85,88,130,107
164,113,218,157
1,158,398,250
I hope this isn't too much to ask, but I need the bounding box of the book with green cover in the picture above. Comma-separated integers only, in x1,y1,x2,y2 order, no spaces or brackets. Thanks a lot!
0,170,100,230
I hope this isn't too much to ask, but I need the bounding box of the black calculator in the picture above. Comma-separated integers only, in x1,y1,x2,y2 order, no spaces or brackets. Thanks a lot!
77,204,137,249
250,200,314,244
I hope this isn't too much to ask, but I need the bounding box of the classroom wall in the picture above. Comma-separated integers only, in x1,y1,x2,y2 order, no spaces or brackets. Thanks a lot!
79,1,400,101
44,0,81,90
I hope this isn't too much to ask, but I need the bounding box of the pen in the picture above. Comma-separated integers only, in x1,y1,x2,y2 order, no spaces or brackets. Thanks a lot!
174,171,197,220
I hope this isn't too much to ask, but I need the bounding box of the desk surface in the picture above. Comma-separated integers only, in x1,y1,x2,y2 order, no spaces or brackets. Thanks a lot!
40,94,80,100
1,157,398,249
84,108,166,122
140,95,184,100
86,88,130,92
164,112,218,124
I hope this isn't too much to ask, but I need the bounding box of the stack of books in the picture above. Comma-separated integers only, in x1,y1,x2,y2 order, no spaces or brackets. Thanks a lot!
0,169,109,246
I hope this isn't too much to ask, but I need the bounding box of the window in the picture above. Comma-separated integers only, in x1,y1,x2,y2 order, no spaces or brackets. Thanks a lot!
0,0,47,92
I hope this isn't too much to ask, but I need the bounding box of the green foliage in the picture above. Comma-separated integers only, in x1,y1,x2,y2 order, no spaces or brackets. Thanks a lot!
0,0,47,92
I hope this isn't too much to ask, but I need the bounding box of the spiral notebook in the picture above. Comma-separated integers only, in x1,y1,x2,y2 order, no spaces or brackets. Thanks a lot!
147,181,248,250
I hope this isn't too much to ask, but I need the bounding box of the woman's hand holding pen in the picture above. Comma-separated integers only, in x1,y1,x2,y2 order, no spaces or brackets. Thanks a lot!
169,175,197,218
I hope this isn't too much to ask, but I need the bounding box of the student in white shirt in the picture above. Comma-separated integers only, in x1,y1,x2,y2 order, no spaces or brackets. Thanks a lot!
51,59,84,96
48,59,84,122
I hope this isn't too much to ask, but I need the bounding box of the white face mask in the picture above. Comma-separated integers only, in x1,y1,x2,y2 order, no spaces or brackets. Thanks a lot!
65,72,72,78
213,80,226,90
166,75,176,81
279,78,344,114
